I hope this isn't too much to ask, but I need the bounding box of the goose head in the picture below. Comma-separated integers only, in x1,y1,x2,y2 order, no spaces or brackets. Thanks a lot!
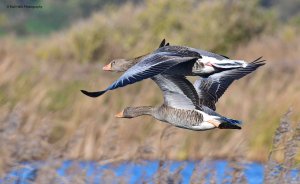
115,106,153,118
115,108,138,118
103,58,134,72
103,54,148,72
115,110,126,118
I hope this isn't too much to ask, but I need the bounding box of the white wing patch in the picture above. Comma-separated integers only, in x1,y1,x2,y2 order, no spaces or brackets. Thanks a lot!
199,56,247,69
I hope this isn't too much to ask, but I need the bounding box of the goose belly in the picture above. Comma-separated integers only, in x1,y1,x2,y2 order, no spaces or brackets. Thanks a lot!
158,108,215,131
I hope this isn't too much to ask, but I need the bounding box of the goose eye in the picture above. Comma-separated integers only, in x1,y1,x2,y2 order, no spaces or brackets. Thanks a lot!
112,61,115,65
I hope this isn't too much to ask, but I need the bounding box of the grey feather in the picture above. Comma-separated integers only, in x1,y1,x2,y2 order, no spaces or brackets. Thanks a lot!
156,45,227,60
152,74,200,110
194,59,265,110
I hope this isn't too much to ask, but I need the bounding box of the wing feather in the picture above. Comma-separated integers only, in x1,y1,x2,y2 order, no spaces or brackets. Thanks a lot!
194,58,265,110
152,74,200,110
81,53,198,97
157,45,227,60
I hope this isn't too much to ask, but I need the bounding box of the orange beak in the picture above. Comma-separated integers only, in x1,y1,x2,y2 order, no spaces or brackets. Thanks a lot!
103,63,112,71
115,110,124,118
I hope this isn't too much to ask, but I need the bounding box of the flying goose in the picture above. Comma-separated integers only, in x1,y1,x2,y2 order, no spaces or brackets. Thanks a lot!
81,54,200,97
82,40,256,98
115,74,242,131
100,48,265,111
102,39,246,74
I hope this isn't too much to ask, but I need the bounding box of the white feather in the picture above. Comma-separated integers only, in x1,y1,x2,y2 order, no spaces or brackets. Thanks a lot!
192,122,216,130
199,56,248,69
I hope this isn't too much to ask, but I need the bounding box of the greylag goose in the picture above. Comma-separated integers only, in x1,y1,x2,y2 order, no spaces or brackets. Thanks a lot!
81,54,199,97
81,39,259,98
102,39,246,74
101,50,265,111
115,74,242,131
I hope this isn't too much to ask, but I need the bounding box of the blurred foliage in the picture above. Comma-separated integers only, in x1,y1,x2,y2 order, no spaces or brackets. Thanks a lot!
0,0,299,164
289,14,300,28
1,0,300,37
45,81,83,120
36,0,275,63
0,0,141,36
261,0,300,20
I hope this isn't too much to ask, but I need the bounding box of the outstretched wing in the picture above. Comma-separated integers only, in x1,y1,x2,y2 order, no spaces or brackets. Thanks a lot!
152,74,200,110
194,58,265,110
81,53,199,97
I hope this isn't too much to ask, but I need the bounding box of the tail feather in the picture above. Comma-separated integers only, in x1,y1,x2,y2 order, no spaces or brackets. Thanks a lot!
218,118,242,129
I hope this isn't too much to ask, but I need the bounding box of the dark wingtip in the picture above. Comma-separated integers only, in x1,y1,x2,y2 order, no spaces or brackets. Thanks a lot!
80,90,106,98
250,56,266,66
253,56,263,62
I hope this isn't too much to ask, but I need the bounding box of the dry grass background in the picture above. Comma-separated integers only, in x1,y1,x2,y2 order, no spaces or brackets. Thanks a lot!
0,0,300,180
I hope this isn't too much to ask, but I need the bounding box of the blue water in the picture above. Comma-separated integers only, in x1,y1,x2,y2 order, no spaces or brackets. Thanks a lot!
0,160,297,184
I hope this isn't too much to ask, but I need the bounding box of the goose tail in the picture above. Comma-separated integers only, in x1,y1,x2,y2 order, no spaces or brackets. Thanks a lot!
218,117,242,129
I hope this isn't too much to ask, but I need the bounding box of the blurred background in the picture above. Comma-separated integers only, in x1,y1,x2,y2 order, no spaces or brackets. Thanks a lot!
0,0,300,179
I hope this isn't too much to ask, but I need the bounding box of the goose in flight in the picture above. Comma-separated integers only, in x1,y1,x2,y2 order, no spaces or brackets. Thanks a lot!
81,40,256,98
115,74,242,131
100,47,265,110
102,39,247,74
81,54,200,97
